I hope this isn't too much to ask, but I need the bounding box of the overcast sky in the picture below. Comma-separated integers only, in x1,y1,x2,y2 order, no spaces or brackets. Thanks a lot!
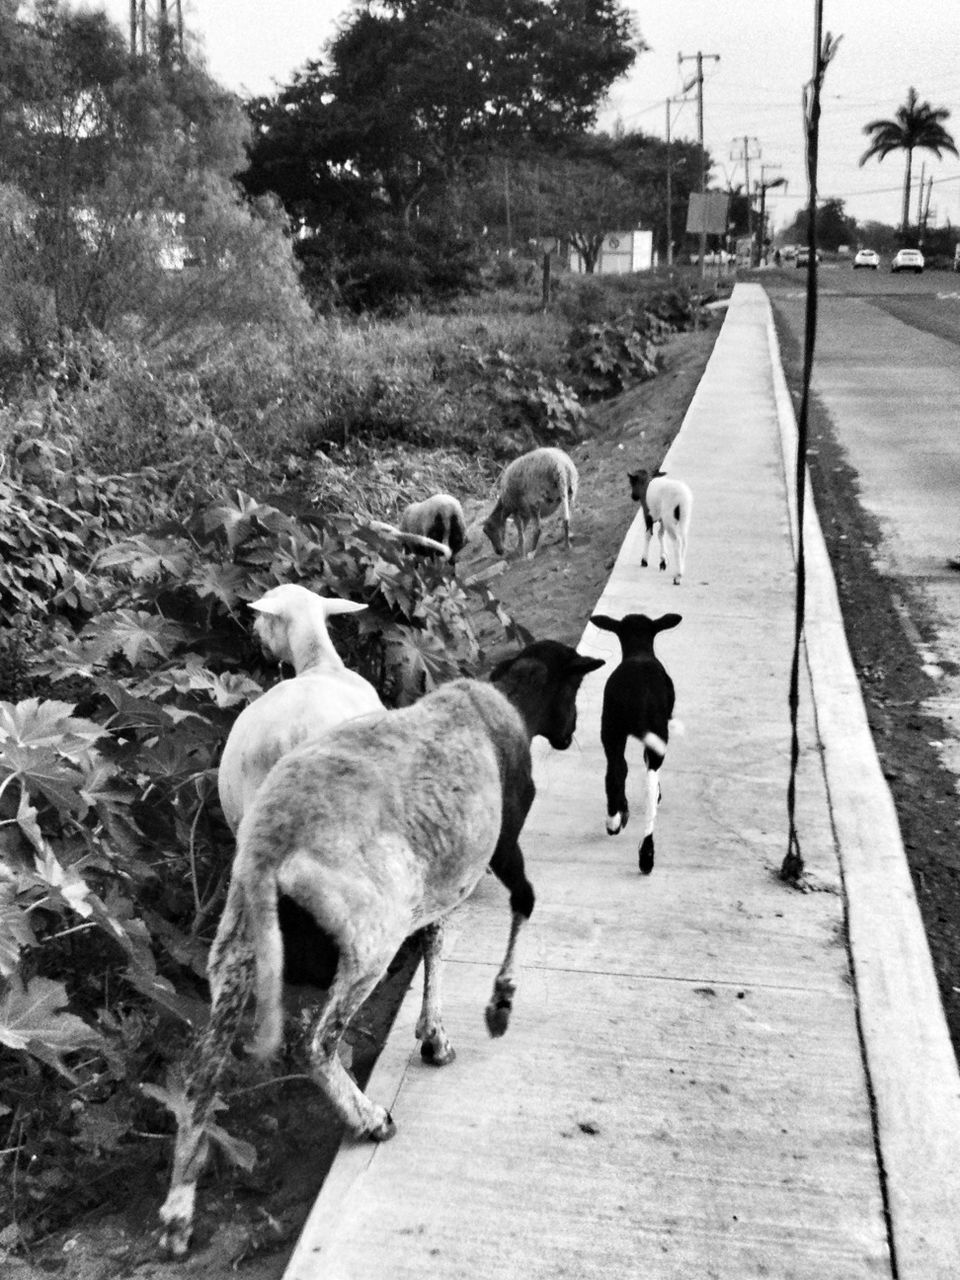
94,0,960,232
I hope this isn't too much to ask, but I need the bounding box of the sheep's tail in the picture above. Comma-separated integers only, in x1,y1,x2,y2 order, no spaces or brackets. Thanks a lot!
240,861,285,1061
642,718,684,761
367,518,452,559
674,487,693,536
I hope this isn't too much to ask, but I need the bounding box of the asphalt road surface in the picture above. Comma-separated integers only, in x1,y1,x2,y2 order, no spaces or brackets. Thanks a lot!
766,261,960,768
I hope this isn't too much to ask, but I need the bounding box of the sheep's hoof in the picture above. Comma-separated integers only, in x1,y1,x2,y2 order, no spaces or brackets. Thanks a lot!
659,560,667,572
485,1001,512,1038
366,1111,397,1143
158,1221,192,1260
606,808,628,835
672,575,682,586
420,1039,456,1067
639,836,655,875
640,557,648,568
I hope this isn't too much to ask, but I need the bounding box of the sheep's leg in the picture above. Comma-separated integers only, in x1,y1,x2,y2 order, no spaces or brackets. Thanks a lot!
526,512,543,558
486,840,535,1037
306,959,397,1142
561,486,572,548
638,765,663,875
513,516,526,559
674,523,687,585
601,730,629,834
158,895,254,1258
415,921,455,1065
657,521,668,573
664,527,681,584
640,516,654,567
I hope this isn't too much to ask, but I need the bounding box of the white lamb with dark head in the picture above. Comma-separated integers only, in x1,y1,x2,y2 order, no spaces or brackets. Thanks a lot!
627,467,693,585
399,493,467,561
217,584,382,832
157,639,603,1256
483,446,578,558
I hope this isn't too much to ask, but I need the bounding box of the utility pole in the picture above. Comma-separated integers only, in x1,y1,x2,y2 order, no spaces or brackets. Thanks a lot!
129,0,184,62
665,96,690,268
730,135,761,258
679,50,720,278
756,164,786,264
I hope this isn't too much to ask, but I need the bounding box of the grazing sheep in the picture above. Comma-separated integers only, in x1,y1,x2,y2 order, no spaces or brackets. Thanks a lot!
399,493,467,561
591,612,681,875
217,584,382,833
627,467,693,585
483,446,579,558
157,639,603,1257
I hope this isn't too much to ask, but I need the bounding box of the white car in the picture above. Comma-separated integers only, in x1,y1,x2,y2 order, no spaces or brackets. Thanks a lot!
891,248,924,274
853,248,880,270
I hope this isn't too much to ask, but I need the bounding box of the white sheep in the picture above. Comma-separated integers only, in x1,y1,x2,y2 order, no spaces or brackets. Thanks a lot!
217,584,382,832
483,446,578,558
627,468,693,585
399,493,467,561
157,640,603,1256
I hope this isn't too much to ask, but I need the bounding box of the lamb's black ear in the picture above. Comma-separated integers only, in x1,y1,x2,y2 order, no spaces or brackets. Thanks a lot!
568,654,605,677
654,613,682,633
487,653,515,683
590,614,620,634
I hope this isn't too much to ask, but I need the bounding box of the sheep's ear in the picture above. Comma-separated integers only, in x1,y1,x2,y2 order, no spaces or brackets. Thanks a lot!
569,654,605,676
653,613,682,632
320,598,368,619
249,594,283,616
590,614,619,634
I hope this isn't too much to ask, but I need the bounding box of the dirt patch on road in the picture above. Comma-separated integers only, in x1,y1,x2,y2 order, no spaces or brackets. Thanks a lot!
8,321,722,1280
770,302,960,1053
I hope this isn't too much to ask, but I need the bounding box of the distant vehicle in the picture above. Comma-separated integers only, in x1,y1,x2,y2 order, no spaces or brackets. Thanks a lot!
853,248,880,270
780,244,798,260
795,247,822,267
891,248,924,274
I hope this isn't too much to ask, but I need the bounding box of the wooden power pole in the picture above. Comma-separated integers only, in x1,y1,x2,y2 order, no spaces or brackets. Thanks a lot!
679,50,720,278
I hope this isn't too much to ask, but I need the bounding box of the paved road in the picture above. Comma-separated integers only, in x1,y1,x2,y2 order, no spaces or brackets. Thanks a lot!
766,266,960,769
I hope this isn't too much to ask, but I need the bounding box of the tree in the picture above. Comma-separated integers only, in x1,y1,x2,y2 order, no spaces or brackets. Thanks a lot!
241,0,643,232
859,87,958,234
0,0,308,348
782,197,857,252
460,130,705,268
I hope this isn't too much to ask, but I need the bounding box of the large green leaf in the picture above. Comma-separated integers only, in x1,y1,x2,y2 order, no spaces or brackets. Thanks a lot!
0,699,105,757
0,742,85,819
0,884,36,977
0,976,104,1077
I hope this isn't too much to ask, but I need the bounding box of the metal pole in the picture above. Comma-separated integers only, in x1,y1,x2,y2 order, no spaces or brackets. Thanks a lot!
679,51,719,281
666,99,673,267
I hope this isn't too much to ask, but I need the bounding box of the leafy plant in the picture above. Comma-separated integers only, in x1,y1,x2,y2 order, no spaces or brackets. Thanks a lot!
566,311,663,398
461,344,585,450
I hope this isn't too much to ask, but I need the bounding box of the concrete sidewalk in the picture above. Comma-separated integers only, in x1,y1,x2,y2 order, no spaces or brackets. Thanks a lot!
283,284,960,1279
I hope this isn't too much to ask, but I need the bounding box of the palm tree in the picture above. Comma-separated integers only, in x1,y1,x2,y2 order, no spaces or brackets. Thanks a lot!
859,87,958,233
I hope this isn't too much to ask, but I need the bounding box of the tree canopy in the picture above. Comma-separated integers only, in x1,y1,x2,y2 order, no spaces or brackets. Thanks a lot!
0,0,307,346
859,87,958,233
241,0,643,231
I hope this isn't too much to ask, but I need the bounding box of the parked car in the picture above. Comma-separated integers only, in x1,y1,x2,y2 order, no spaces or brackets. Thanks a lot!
780,244,798,260
891,248,924,274
853,248,880,270
795,247,822,267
